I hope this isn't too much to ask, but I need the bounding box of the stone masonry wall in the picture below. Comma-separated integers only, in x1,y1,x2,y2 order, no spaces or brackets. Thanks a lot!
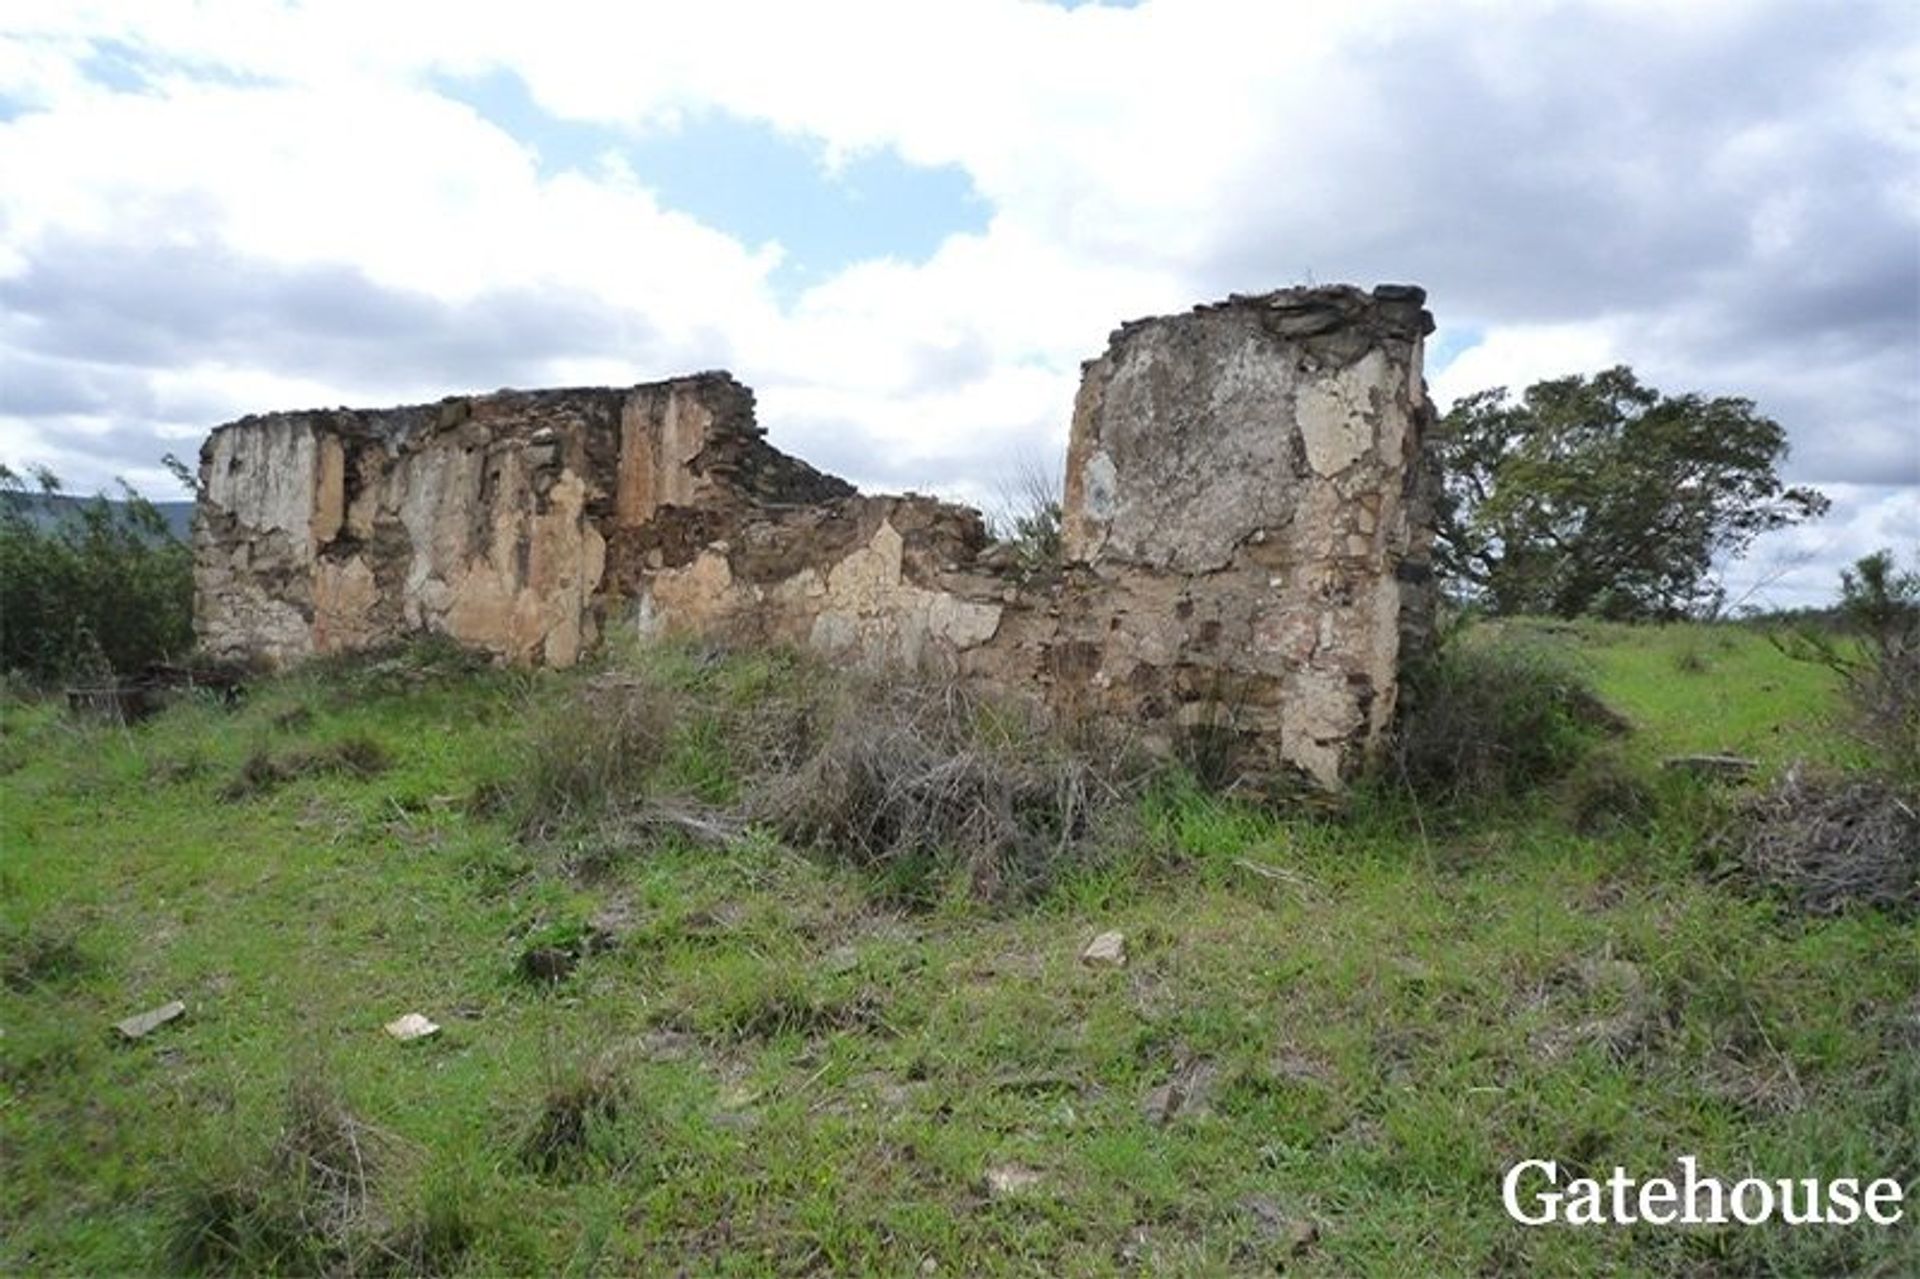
194,285,1437,790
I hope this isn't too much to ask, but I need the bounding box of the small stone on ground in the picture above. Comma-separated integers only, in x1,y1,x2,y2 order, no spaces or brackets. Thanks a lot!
114,1000,186,1040
1081,931,1127,967
383,1012,439,1041
985,1163,1043,1197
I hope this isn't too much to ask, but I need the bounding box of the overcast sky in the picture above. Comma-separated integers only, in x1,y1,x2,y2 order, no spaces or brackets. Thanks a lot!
2,0,1914,608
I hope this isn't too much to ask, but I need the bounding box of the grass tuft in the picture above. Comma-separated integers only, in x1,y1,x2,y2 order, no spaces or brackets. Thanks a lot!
1,917,91,992
519,1058,631,1179
218,734,391,800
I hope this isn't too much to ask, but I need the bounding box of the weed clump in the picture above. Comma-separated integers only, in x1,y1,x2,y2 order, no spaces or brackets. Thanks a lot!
519,1061,630,1178
218,735,391,801
306,634,498,701
1559,750,1660,836
751,675,1149,904
1388,628,1621,807
169,1076,417,1274
1,918,91,992
496,673,678,840
493,643,1150,904
1712,766,1919,917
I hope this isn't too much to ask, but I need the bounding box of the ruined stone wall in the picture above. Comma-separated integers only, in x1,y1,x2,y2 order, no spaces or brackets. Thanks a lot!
1043,284,1438,786
194,284,1436,790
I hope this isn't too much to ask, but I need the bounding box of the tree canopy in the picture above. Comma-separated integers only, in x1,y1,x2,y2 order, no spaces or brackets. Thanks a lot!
1433,365,1828,619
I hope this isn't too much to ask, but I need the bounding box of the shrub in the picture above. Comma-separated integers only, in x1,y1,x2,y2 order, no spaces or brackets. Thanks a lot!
1774,549,1919,780
497,673,678,839
750,674,1150,905
0,465,193,684
1388,626,1621,807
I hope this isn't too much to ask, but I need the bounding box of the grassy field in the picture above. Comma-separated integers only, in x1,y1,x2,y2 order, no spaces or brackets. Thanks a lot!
2,623,1914,1276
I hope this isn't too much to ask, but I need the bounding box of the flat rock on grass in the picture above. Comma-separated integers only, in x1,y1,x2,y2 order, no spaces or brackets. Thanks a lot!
383,1012,440,1042
984,1163,1044,1198
113,1000,185,1040
1081,931,1127,967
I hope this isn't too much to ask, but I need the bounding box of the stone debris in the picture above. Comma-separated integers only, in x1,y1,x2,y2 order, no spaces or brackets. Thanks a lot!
194,285,1438,793
383,1012,439,1041
1662,753,1759,780
1081,931,1127,967
1240,1195,1320,1256
1140,1057,1216,1125
984,1163,1044,1198
113,1000,186,1040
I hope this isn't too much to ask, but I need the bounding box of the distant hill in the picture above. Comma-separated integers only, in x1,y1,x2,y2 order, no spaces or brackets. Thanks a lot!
3,492,195,540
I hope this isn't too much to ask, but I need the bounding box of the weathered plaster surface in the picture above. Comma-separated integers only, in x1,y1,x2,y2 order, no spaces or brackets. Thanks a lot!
195,285,1437,790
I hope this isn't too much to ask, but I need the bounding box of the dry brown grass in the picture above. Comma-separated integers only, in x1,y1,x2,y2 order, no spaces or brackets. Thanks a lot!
749,674,1151,903
499,673,679,840
1713,765,1920,917
169,1074,414,1274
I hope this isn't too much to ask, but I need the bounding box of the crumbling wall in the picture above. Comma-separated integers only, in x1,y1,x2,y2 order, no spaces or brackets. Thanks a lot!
1042,284,1438,786
195,284,1436,789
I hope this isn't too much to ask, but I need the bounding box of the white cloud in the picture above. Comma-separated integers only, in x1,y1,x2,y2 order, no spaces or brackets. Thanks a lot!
1429,323,1626,410
1,0,1914,604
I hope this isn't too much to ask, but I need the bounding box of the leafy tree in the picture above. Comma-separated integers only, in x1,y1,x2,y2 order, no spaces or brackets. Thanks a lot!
1433,366,1828,619
0,464,194,684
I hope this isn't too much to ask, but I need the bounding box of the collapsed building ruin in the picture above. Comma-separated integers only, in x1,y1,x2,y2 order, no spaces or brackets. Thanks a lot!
194,284,1438,789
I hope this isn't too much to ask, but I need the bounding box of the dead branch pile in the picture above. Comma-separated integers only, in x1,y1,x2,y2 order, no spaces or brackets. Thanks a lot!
1714,765,1920,917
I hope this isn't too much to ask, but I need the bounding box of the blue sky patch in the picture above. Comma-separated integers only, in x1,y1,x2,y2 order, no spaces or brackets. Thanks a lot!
77,38,274,94
432,69,990,297
1426,323,1485,374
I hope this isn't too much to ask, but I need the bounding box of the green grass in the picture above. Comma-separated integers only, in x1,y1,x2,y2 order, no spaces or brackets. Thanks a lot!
1528,617,1873,773
2,626,1915,1276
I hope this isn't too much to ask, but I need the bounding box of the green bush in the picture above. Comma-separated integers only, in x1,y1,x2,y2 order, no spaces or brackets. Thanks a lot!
1388,626,1620,807
0,465,192,684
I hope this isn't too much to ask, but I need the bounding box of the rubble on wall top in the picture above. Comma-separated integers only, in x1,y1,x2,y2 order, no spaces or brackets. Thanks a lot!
205,370,754,448
1103,283,1434,352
